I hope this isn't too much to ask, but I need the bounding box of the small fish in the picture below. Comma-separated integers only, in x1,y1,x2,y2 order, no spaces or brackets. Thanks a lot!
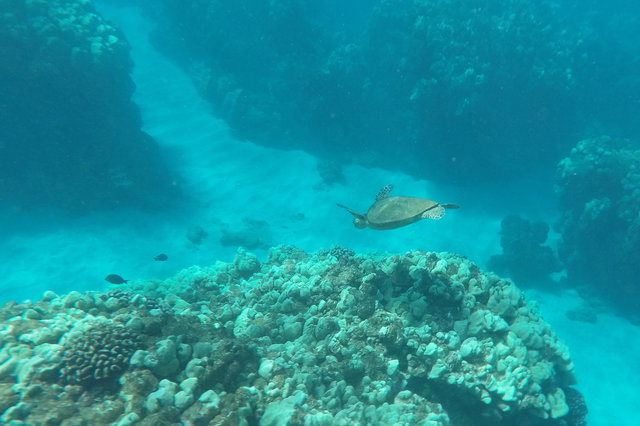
154,253,168,261
105,274,128,284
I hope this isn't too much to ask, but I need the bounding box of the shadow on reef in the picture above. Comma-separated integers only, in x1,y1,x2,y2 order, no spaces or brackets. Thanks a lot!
0,246,586,424
407,377,586,426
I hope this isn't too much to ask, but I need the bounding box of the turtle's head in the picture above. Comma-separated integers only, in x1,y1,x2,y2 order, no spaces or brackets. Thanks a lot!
353,217,367,229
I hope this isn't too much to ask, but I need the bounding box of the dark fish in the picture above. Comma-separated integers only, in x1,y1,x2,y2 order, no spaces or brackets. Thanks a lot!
105,274,128,284
154,253,168,261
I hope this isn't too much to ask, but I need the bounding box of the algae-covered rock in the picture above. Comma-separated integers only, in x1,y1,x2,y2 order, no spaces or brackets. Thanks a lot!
0,246,583,425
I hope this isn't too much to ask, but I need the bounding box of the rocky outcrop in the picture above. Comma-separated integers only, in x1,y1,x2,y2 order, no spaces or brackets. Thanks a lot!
148,0,596,183
556,136,640,319
0,0,176,210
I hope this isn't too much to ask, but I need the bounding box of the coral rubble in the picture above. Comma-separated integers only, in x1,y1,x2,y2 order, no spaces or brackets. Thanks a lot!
0,247,583,424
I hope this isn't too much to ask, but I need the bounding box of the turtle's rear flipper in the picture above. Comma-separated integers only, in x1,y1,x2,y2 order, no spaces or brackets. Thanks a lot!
422,205,446,219
441,203,460,209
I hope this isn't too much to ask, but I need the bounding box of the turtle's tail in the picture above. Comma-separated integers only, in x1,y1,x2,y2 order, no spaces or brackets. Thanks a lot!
441,203,460,209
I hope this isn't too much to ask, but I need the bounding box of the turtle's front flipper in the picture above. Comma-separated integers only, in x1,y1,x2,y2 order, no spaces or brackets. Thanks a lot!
336,204,365,220
375,184,394,201
337,203,369,228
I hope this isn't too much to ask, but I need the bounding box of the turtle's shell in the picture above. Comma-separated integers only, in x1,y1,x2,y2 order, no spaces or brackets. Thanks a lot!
366,196,439,229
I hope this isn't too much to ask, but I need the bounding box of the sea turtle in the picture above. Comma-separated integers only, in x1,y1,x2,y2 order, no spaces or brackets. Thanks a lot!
337,184,459,230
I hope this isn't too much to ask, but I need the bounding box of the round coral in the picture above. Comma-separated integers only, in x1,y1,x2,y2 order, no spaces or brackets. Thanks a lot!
59,321,141,387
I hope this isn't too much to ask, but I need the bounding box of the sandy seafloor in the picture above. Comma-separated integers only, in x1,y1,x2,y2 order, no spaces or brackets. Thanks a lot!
0,4,638,425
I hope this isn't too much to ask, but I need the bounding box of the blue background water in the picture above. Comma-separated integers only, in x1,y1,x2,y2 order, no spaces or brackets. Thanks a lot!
1,1,639,425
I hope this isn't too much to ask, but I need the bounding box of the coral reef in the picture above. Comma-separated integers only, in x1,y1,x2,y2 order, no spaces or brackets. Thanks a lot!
0,0,176,210
489,215,561,284
0,246,584,424
363,0,586,181
147,0,600,183
556,136,640,318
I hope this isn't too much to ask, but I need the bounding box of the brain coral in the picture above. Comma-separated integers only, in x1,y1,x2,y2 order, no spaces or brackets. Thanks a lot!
0,247,583,425
59,319,141,386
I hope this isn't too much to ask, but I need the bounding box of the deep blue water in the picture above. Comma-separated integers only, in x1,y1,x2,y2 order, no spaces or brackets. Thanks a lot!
1,0,639,424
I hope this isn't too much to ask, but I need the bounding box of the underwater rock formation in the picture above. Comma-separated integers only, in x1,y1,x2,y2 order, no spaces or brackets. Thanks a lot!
0,0,176,210
0,246,583,424
148,0,593,183
489,215,561,285
150,0,321,148
363,0,586,181
556,136,640,318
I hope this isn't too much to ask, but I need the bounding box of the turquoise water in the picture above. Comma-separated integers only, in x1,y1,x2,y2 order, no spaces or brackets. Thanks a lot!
1,1,639,425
